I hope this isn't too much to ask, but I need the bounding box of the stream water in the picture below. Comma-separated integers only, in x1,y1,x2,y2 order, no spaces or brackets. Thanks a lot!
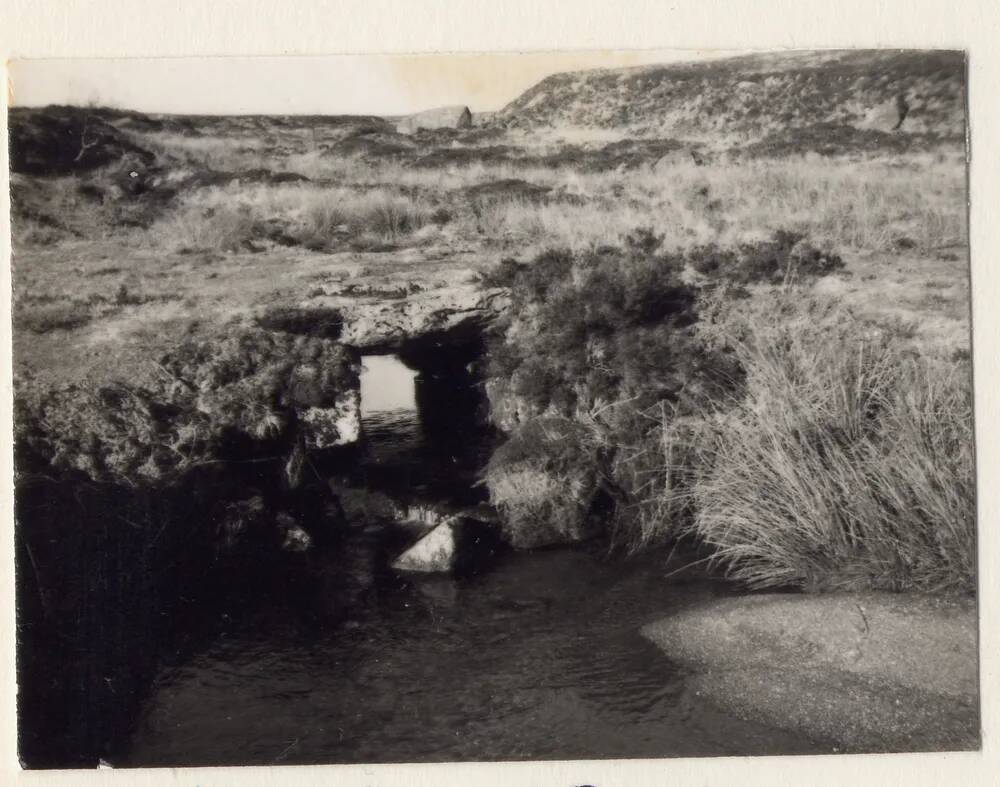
123,355,823,766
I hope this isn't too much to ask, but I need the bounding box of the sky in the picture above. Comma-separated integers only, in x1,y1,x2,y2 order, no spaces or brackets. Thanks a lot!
7,50,729,116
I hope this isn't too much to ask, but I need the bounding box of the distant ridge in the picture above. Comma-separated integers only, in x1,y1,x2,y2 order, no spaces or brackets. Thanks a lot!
494,50,966,138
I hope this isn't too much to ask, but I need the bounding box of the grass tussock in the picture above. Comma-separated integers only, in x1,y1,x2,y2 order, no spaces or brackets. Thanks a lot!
301,190,430,248
688,294,975,592
161,203,259,253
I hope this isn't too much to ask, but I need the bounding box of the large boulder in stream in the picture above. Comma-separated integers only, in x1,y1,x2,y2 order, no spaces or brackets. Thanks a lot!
276,512,314,552
392,516,501,574
485,417,606,549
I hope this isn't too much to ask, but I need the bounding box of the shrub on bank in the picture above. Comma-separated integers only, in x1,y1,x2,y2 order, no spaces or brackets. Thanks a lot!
14,324,360,486
485,234,714,419
482,236,975,592
688,230,844,285
482,233,740,548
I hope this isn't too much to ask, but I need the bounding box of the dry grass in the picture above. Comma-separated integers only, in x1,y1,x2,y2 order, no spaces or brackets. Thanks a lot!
142,183,432,252
688,293,975,592
159,202,259,252
264,151,967,258
14,137,965,261
137,131,275,171
462,154,966,254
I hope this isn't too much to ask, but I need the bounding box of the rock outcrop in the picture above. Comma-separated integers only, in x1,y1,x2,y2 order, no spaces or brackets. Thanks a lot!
337,284,509,351
396,105,473,134
392,516,501,574
488,460,603,549
860,94,911,132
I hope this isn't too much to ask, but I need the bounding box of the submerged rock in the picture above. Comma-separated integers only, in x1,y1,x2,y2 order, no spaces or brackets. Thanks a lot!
218,495,269,550
393,519,459,572
329,481,400,525
392,516,501,574
277,512,313,552
217,498,316,554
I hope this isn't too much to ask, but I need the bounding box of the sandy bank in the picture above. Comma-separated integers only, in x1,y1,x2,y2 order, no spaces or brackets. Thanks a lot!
642,592,979,752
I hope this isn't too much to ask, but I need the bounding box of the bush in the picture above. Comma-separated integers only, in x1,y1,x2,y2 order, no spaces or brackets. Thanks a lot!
159,203,258,252
14,378,218,485
255,305,344,339
485,239,719,418
14,324,360,486
9,106,157,176
482,235,738,548
16,302,93,334
689,296,975,593
689,230,844,286
476,257,528,290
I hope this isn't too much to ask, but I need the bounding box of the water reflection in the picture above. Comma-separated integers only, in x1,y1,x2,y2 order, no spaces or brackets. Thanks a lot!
355,354,493,507
360,355,417,415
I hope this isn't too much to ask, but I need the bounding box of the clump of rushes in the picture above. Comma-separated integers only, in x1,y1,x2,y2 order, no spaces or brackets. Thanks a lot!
689,293,975,593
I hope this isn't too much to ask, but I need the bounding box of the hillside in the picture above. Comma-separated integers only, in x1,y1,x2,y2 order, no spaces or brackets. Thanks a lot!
496,50,966,139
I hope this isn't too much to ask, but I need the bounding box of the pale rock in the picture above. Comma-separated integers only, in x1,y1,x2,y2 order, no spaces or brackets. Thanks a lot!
300,389,361,449
393,517,461,572
396,105,472,134
392,516,501,574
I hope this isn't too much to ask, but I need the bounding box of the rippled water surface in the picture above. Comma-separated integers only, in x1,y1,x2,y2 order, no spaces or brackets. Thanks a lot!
124,355,822,766
127,546,822,766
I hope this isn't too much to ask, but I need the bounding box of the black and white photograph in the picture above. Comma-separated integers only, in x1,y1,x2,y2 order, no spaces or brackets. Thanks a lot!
3,39,984,775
